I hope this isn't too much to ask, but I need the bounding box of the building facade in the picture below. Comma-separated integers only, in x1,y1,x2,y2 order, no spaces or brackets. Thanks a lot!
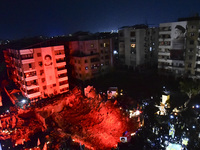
158,18,200,78
3,45,69,100
118,25,159,70
69,38,115,81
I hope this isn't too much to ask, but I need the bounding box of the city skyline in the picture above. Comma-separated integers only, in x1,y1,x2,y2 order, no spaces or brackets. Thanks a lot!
1,0,200,40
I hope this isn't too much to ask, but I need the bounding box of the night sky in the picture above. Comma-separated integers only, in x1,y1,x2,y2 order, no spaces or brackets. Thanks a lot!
0,0,200,40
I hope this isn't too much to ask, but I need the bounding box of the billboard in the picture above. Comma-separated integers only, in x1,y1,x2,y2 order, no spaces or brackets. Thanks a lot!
171,21,187,50
170,21,187,60
120,137,127,143
42,47,56,85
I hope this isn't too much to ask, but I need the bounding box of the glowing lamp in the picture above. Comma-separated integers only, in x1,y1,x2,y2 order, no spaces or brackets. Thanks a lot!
131,132,136,136
21,99,26,104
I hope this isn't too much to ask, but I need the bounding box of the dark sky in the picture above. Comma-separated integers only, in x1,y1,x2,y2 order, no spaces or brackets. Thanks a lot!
0,0,200,40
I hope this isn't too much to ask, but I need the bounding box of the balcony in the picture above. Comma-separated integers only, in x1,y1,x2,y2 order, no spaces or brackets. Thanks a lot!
22,58,35,64
58,76,68,82
55,54,65,59
27,92,41,99
159,31,171,35
56,62,66,67
53,45,64,51
159,38,171,42
158,58,172,63
25,76,38,82
59,84,69,89
159,45,171,49
158,52,170,56
26,85,39,91
24,69,36,73
57,69,67,74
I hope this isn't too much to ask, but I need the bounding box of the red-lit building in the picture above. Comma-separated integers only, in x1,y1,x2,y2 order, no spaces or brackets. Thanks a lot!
3,45,69,100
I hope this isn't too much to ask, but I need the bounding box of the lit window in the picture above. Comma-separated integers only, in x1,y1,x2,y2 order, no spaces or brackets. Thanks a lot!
113,50,118,54
91,44,94,48
131,44,136,48
85,66,88,70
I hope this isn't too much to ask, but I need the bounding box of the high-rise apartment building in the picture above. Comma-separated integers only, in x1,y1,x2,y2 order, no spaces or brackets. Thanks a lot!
3,45,69,100
158,17,200,78
69,38,114,81
118,25,159,70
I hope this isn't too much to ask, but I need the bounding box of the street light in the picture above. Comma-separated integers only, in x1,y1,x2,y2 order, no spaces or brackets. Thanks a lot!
21,99,26,104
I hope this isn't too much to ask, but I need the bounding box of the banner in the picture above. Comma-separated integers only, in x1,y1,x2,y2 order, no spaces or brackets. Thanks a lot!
42,47,56,85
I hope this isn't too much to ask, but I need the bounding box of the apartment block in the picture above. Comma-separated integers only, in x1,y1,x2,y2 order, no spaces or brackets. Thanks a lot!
158,17,200,78
118,25,159,70
69,37,115,81
3,45,69,100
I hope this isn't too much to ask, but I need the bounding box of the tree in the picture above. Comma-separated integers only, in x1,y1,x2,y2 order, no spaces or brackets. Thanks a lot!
179,79,200,107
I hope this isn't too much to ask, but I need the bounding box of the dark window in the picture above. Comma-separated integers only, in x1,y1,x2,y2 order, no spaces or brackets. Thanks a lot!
85,60,88,63
91,57,99,63
43,86,46,90
190,33,195,37
29,64,32,68
37,53,41,57
42,78,45,83
189,55,193,60
130,31,135,37
105,55,109,59
189,49,193,52
40,70,44,75
119,32,124,37
190,40,194,45
53,84,56,87
188,63,192,68
39,62,43,66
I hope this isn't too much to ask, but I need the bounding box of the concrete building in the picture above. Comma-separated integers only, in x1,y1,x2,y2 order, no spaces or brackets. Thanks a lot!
158,16,200,78
118,24,159,70
3,45,69,100
69,34,117,81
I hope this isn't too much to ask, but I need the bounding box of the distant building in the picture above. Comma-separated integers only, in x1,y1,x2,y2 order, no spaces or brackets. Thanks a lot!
69,33,118,81
118,24,159,70
3,45,69,100
158,16,200,78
